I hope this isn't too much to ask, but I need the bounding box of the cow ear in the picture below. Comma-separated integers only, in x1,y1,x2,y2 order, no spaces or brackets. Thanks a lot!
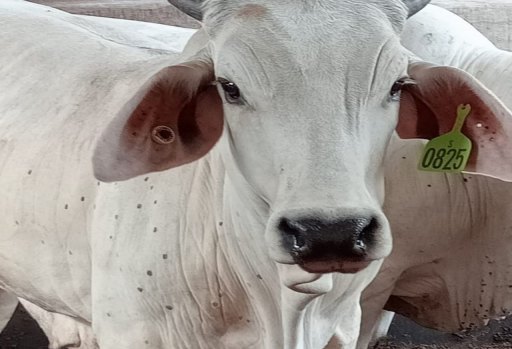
93,62,223,182
397,62,512,181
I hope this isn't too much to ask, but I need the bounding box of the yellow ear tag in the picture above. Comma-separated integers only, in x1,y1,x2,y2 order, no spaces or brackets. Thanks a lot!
418,104,473,173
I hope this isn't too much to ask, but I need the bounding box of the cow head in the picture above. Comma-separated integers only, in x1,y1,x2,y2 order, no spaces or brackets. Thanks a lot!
94,0,435,274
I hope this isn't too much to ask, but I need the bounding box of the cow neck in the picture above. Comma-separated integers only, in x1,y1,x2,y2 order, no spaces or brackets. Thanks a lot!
178,149,284,347
203,148,347,349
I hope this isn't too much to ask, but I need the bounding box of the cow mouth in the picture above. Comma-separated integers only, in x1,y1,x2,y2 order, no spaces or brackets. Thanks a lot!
298,259,371,274
277,264,334,295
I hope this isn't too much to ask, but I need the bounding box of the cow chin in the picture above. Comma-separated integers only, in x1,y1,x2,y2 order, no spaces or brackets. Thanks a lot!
298,260,372,274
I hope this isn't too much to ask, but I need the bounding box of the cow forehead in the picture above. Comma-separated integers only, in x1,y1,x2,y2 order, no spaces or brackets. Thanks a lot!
208,0,408,90
213,18,407,108
205,0,408,33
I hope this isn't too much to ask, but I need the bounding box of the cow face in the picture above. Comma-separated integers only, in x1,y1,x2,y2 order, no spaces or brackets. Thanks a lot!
94,0,431,274
203,0,415,272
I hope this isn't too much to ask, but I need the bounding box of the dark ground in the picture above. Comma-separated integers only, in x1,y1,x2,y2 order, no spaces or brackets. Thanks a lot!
375,315,512,348
0,305,511,349
0,304,48,349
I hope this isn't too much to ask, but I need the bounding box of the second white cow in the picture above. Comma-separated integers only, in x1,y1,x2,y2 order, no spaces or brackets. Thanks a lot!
359,5,512,348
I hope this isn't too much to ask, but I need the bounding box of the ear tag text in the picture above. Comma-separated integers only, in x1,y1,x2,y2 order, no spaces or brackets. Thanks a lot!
418,104,472,173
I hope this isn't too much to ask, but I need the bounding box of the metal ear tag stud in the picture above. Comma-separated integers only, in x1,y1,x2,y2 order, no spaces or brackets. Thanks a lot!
151,126,176,145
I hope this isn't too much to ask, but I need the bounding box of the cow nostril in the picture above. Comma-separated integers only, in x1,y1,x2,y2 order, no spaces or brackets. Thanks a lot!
292,232,306,250
278,218,308,252
355,217,379,251
279,214,381,262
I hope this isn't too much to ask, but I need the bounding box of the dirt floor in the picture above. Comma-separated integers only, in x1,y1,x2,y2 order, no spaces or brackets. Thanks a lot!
0,304,48,349
0,305,511,348
375,315,512,348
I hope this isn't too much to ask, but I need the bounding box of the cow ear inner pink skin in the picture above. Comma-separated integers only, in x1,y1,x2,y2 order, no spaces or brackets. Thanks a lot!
397,62,512,182
93,63,224,182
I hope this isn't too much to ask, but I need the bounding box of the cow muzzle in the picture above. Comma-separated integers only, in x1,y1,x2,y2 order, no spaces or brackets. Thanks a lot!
276,212,383,274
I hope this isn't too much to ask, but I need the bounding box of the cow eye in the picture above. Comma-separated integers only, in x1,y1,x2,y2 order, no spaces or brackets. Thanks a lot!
217,77,241,104
389,77,416,102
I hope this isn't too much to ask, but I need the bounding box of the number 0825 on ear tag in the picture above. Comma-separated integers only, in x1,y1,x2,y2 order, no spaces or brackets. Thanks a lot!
418,104,473,173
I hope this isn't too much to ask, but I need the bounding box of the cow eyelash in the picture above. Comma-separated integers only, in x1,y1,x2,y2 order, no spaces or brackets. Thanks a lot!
389,77,416,102
215,77,244,105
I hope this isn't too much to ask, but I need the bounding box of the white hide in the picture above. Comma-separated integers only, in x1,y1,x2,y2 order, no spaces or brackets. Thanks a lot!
0,0,428,348
358,5,512,348
71,15,195,52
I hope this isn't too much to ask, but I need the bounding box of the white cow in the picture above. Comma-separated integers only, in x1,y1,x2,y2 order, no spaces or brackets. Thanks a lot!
2,0,512,348
358,5,512,348
0,5,195,348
